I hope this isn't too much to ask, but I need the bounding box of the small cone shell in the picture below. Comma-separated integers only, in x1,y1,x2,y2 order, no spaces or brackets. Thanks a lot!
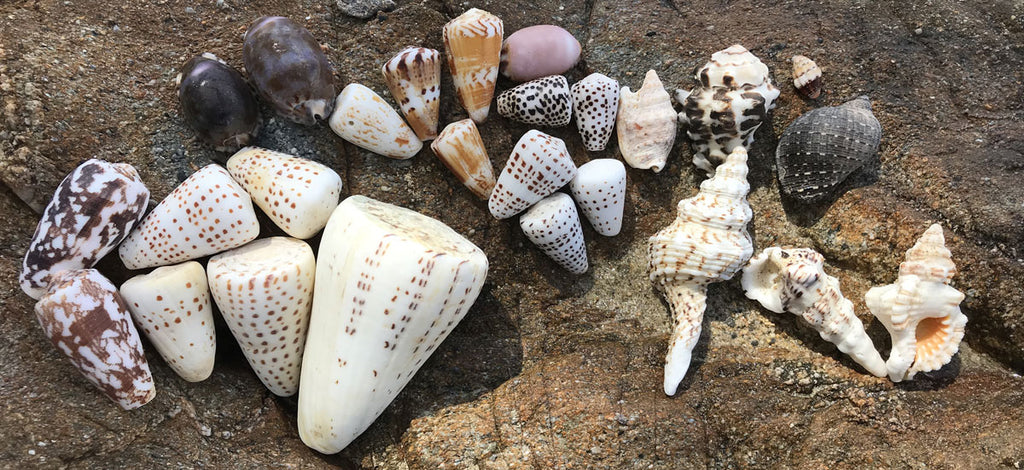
443,8,503,124
571,73,619,152
226,147,343,239
208,237,315,396
35,269,156,409
488,130,577,219
519,192,588,274
617,70,677,173
431,119,495,199
120,261,217,382
569,159,626,236
496,75,573,127
792,55,823,99
382,47,442,141
328,83,423,159
298,196,488,454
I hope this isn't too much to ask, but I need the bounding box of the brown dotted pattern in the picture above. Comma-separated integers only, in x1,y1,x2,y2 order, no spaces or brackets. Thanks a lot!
496,74,572,127
616,70,677,173
430,119,495,200
488,130,577,219
382,47,441,141
570,73,619,152
442,8,503,123
327,83,422,159
568,159,626,237
519,193,588,274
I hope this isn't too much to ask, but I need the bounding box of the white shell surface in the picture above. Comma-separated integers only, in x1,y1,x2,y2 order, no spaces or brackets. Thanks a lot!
571,73,619,152
298,195,488,454
699,44,772,89
442,8,503,123
430,119,495,199
569,159,626,236
488,130,577,219
519,192,588,274
617,70,676,173
328,83,423,159
382,46,442,141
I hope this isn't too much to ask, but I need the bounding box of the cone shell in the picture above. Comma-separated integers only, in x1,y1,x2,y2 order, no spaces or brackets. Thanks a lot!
35,269,156,409
176,53,261,151
21,159,150,299
569,159,626,236
488,130,577,219
430,119,495,199
499,25,581,82
571,73,619,152
792,55,823,99
442,8,503,124
496,75,573,127
520,192,588,274
208,237,315,396
226,147,343,239
617,70,677,173
382,47,441,141
298,196,488,454
120,261,217,382
328,83,423,159
118,165,260,270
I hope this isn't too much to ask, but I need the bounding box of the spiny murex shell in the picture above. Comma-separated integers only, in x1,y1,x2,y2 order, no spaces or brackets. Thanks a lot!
496,74,573,127
328,83,423,159
775,96,881,203
572,73,619,152
431,119,495,199
865,224,966,382
741,247,887,377
676,44,780,176
488,129,577,219
21,159,149,299
648,147,753,395
382,46,441,141
792,55,823,99
298,195,488,454
176,53,261,152
520,192,588,274
443,8,503,124
617,69,676,173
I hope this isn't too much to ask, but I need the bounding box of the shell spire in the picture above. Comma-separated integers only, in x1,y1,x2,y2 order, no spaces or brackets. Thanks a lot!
617,69,677,173
443,8,504,124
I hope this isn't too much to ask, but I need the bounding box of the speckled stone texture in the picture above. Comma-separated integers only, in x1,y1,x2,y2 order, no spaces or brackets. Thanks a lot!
0,0,1022,468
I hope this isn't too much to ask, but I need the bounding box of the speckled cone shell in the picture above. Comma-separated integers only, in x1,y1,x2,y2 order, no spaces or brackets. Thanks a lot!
499,25,581,82
865,224,966,382
442,8,503,124
35,269,156,410
519,193,588,274
21,159,150,299
328,83,423,159
297,195,488,454
648,147,753,395
118,165,260,270
226,147,343,239
617,70,677,173
792,55,823,99
120,261,216,382
488,130,577,219
569,159,626,236
208,237,315,396
382,47,442,141
430,119,495,199
571,73,619,152
741,247,887,377
496,75,573,127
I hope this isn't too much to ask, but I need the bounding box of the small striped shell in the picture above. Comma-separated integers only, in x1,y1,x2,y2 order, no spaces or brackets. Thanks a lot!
442,8,503,124
488,130,577,219
792,55,823,99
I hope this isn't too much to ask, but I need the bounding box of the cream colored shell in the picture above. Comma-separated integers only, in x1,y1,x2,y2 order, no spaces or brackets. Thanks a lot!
431,119,495,199
328,83,423,159
617,69,677,173
442,8,503,124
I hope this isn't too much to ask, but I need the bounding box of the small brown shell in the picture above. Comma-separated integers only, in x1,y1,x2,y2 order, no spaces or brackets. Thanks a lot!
792,55,823,99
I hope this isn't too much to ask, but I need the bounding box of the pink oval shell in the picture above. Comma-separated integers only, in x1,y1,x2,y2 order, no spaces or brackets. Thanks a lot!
500,25,581,82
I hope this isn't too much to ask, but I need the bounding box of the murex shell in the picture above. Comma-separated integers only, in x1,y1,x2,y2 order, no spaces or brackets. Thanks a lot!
329,83,423,159
176,53,260,152
792,55,823,99
443,8,503,124
488,130,577,219
520,192,588,274
569,158,627,237
298,195,488,454
496,75,573,127
499,25,581,82
243,16,335,125
775,96,882,202
572,73,620,152
382,47,442,141
21,159,149,300
617,70,677,173
648,147,753,395
741,247,887,377
431,119,496,199
676,45,780,175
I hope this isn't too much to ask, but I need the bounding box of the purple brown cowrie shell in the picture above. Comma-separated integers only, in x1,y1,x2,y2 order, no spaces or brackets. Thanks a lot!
499,25,581,82
176,53,261,152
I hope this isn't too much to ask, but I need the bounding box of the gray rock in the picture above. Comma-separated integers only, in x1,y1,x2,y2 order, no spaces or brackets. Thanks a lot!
337,0,395,19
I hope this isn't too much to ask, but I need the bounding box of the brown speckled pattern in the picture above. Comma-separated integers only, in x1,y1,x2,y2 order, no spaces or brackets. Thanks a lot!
488,130,577,219
520,192,588,274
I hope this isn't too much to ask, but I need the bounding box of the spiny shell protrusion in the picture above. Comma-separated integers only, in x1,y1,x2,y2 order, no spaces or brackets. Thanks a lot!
617,69,677,173
430,119,496,199
569,159,626,236
572,73,620,152
488,130,577,219
176,53,261,152
496,75,573,127
499,25,581,82
792,55,823,99
382,46,442,141
328,83,423,159
520,192,588,274
443,8,503,124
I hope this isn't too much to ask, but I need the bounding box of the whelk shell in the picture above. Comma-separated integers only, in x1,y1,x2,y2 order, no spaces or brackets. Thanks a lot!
617,69,677,173
442,8,503,124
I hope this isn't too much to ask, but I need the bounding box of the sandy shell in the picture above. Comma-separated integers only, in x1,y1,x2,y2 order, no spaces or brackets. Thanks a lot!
792,55,823,99
382,46,441,141
443,8,503,124
176,53,261,152
499,25,581,82
488,130,577,219
430,119,495,199
520,192,588,274
571,73,619,152
328,83,423,159
617,70,676,173
496,75,572,127
569,158,626,236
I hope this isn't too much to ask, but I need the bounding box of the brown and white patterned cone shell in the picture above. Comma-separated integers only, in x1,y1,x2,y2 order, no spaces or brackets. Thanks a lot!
569,158,627,236
519,192,588,274
430,119,496,199
617,70,677,173
792,55,823,99
442,8,503,124
488,130,577,219
382,47,442,141
328,83,423,159
571,73,619,152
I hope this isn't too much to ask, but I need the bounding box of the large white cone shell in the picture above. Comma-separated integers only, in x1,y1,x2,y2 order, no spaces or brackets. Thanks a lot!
569,159,626,236
328,83,423,159
226,147,343,239
519,192,588,274
488,130,577,219
208,237,315,396
616,69,676,172
571,73,619,152
120,261,216,382
298,195,488,454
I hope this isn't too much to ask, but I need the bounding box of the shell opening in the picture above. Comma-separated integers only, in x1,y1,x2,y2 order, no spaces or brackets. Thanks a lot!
914,316,950,359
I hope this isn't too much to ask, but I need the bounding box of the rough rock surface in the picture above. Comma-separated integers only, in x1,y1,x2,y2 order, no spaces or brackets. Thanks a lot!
1,0,1022,468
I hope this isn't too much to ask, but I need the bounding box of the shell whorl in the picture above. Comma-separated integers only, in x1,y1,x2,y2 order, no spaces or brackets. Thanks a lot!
899,223,956,283
698,44,772,89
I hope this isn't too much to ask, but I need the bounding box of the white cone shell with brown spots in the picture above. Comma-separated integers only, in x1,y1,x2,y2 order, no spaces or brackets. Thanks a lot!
571,73,619,152
430,119,495,199
298,195,488,454
569,159,626,236
519,192,588,274
488,130,577,219
208,237,315,396
382,46,442,141
328,83,423,159
617,70,677,173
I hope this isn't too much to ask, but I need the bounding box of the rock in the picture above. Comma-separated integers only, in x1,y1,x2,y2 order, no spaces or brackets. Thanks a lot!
337,0,395,19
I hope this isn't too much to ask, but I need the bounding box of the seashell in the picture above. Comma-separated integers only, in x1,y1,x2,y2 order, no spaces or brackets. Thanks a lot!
648,147,753,395
519,192,588,274
120,261,216,383
488,130,577,219
865,224,967,382
568,158,626,236
571,73,619,152
176,53,261,152
792,55,823,99
243,16,335,125
381,46,442,141
442,8,504,124
328,83,423,159
496,75,573,127
21,159,150,300
297,195,488,454
499,25,581,82
617,69,677,173
208,237,315,396
676,45,780,176
118,165,260,270
741,247,887,377
35,269,156,409
226,147,343,239
430,119,495,199
775,96,882,202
